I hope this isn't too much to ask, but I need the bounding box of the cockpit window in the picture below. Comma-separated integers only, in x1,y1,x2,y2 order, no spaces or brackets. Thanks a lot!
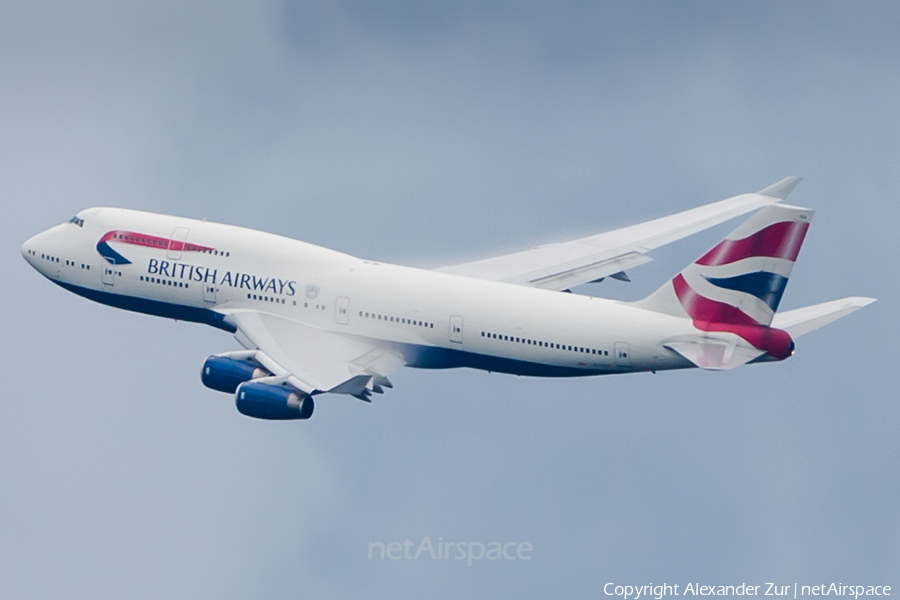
68,216,84,227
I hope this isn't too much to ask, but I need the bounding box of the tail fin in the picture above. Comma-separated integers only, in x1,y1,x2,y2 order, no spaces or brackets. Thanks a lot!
637,204,813,327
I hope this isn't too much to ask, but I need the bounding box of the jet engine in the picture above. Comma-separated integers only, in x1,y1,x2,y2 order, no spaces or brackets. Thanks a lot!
235,382,314,420
201,355,269,393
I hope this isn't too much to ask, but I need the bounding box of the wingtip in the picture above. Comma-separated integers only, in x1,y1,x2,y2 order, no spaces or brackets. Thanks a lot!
850,296,877,307
758,176,802,200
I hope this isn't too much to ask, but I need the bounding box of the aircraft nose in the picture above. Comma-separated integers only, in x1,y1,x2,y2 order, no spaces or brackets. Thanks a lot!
21,233,40,265
21,228,55,271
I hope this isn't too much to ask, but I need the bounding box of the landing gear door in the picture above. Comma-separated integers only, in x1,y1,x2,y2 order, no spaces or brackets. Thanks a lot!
449,315,464,343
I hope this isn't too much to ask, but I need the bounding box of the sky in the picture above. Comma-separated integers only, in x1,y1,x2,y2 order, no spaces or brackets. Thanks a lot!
1,2,898,598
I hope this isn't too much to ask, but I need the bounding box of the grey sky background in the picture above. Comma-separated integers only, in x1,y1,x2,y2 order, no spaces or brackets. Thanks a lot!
1,2,897,598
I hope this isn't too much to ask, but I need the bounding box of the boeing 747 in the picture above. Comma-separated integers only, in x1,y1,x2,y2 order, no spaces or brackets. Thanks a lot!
22,177,874,420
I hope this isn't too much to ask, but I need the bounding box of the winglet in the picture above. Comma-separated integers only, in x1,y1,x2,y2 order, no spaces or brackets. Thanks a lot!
758,176,802,200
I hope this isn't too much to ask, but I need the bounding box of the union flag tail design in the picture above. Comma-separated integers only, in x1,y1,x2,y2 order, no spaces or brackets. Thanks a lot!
637,204,812,363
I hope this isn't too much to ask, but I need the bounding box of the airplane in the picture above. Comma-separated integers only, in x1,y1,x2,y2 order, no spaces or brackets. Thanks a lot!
21,177,874,421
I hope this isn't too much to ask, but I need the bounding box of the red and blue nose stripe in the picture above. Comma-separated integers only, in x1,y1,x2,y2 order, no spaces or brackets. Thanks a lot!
97,230,214,265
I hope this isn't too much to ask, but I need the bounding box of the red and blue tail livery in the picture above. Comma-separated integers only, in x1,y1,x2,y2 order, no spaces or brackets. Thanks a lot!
639,205,818,368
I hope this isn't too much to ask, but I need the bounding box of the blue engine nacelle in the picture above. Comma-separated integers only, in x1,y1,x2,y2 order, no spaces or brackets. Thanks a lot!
235,382,314,420
201,355,268,394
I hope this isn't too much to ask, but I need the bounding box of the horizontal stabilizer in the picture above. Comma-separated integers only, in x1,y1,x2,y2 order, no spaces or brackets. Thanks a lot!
771,296,876,338
664,339,765,370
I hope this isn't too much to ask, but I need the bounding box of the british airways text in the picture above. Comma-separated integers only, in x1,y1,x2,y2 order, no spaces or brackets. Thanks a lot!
147,258,296,296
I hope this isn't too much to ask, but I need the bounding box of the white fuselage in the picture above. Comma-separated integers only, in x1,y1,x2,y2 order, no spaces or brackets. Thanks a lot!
22,208,698,377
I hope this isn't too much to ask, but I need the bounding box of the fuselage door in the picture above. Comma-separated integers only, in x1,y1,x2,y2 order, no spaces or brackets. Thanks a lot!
202,283,217,303
167,227,190,260
101,259,116,286
449,315,464,343
335,297,350,325
615,341,631,367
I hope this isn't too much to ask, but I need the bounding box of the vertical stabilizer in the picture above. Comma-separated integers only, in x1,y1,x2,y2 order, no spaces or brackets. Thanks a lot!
636,204,813,327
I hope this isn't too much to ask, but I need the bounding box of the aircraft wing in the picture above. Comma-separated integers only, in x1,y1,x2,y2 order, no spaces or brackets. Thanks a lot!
223,310,405,401
437,177,801,291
